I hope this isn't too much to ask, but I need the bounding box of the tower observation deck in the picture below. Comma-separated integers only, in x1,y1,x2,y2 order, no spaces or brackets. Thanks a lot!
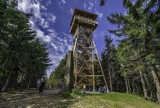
70,9,98,35
67,9,109,92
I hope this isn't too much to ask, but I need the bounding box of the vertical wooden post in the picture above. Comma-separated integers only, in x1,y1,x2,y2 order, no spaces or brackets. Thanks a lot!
93,42,109,92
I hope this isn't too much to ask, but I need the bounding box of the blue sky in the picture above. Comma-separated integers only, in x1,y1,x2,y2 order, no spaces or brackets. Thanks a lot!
17,0,125,76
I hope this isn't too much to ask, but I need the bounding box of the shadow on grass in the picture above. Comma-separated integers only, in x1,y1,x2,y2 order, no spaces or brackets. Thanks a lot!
0,90,78,108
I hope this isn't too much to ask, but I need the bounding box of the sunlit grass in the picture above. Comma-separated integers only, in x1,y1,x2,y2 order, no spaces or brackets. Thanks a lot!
66,93,160,108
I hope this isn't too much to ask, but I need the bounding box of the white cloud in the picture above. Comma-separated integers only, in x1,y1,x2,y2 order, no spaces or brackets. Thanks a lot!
48,29,58,37
70,8,74,14
18,0,55,44
88,2,94,11
18,0,73,77
62,0,66,4
48,14,56,23
49,54,64,67
42,12,56,24
68,45,72,51
48,32,73,53
95,9,103,19
43,35,51,43
18,0,41,18
46,0,51,6
38,18,49,28
18,0,30,12
59,46,66,53
83,3,87,9
29,19,35,27
44,21,49,28
41,5,47,11
36,29,45,38
51,42,58,50
58,0,66,7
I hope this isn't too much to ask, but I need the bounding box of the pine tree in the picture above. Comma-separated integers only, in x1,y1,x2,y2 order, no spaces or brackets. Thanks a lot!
107,0,160,102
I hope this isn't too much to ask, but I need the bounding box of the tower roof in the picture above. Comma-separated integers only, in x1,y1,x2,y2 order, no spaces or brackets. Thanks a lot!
70,9,98,34
73,9,98,20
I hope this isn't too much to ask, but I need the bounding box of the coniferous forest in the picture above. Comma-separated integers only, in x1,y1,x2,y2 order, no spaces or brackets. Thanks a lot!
49,0,160,103
0,0,50,90
102,0,160,103
1,0,160,107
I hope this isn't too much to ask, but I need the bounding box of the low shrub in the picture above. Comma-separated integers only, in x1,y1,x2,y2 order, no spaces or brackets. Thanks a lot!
72,88,83,96
61,90,70,98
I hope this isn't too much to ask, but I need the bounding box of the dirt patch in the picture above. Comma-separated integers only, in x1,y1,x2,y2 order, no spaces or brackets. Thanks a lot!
0,90,69,108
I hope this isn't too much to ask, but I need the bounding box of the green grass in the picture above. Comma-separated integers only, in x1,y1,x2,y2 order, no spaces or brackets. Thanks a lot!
1,90,160,108
63,93,160,108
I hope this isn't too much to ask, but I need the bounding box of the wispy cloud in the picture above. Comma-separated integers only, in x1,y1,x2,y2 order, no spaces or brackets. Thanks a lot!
58,0,66,8
70,8,74,14
94,0,98,4
83,3,87,9
61,0,66,4
18,0,74,77
18,0,57,43
48,52,66,70
18,0,72,76
43,35,52,43
41,5,47,11
36,29,45,38
95,9,103,19
46,0,52,6
88,1,94,11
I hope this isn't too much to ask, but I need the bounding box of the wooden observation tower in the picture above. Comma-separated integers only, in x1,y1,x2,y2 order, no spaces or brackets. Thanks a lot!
69,9,108,91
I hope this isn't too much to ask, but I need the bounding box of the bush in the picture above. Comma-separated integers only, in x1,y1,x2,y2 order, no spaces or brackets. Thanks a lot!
61,90,70,98
72,88,83,96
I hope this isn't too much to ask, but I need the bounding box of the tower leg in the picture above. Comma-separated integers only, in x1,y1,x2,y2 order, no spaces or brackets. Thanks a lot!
93,41,109,92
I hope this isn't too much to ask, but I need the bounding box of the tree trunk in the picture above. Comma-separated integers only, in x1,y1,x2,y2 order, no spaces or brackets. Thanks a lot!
4,70,12,87
151,64,160,103
127,77,131,93
139,71,148,99
1,58,9,68
144,72,153,100
116,76,119,92
108,58,112,92
1,70,12,92
125,74,129,93
132,79,135,93
27,76,31,89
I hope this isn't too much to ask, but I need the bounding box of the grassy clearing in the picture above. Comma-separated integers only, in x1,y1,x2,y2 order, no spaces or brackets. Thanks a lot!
64,93,160,108
0,90,160,108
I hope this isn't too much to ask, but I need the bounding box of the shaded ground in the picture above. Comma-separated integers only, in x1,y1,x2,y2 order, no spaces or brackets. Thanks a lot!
0,90,160,108
0,89,71,108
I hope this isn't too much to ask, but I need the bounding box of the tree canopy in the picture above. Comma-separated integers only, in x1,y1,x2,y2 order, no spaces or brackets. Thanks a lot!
0,0,50,90
100,0,160,103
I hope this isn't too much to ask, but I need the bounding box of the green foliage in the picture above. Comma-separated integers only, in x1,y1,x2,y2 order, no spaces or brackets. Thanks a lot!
95,0,160,102
47,56,67,88
101,36,124,92
100,0,106,6
145,54,156,64
69,93,160,108
47,72,59,89
61,90,71,98
54,57,67,80
72,88,83,96
135,66,144,71
0,1,50,89
107,0,160,73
